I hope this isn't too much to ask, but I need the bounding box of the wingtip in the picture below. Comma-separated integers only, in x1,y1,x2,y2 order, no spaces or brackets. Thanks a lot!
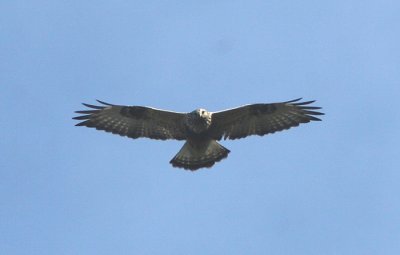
75,122,85,126
293,100,316,105
285,98,303,103
96,99,113,106
81,103,105,109
309,116,322,121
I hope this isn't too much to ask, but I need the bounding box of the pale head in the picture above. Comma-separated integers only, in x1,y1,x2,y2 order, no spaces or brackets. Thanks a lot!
185,108,212,134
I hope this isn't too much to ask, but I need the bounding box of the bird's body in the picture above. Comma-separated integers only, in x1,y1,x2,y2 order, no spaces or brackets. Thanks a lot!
172,108,230,169
73,98,324,170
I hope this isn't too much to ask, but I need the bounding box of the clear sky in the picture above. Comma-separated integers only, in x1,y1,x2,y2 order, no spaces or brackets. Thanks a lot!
1,1,400,254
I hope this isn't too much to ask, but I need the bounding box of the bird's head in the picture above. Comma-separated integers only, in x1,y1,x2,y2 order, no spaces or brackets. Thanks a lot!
186,108,212,133
195,108,207,117
193,108,212,121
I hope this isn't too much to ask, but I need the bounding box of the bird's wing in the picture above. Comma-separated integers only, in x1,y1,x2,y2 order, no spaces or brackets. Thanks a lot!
73,100,187,140
208,98,324,140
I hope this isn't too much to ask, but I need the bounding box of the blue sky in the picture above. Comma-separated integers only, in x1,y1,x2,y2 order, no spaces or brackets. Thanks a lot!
1,0,400,254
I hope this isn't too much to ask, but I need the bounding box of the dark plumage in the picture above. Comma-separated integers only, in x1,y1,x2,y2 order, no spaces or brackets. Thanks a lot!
73,98,324,170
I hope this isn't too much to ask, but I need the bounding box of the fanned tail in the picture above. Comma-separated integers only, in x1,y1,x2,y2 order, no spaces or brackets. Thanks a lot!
170,139,230,171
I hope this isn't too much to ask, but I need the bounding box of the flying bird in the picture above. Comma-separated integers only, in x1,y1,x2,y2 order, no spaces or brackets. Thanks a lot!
73,98,323,170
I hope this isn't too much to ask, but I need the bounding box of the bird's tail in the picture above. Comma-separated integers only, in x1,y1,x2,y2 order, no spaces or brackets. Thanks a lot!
170,139,230,171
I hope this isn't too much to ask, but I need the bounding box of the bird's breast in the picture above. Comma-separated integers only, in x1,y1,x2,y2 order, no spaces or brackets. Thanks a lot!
185,114,211,134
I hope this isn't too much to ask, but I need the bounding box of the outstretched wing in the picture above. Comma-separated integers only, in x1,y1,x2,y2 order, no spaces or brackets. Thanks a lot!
73,100,187,140
208,98,324,140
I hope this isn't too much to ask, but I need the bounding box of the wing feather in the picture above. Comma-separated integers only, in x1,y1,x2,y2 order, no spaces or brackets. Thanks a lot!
73,101,187,140
209,98,324,140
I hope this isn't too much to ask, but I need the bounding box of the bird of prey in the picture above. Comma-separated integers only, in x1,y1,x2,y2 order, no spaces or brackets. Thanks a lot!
73,98,323,170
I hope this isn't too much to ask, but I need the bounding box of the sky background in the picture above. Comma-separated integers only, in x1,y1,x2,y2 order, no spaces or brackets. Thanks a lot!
1,1,400,254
